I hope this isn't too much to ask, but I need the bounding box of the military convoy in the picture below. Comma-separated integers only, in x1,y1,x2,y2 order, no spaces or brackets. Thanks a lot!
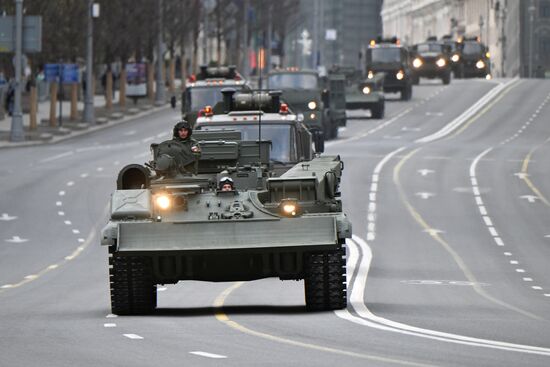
457,37,491,79
410,37,452,85
181,65,247,126
366,37,414,100
102,89,350,315
267,68,347,142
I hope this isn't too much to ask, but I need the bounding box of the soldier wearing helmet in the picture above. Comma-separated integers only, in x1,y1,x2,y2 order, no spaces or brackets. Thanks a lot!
218,176,235,191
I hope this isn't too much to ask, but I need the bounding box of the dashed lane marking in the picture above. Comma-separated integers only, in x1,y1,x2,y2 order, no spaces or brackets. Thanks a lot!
104,323,116,328
189,351,227,359
123,334,143,340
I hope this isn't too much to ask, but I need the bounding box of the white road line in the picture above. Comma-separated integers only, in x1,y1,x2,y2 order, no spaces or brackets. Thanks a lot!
97,167,104,172
523,278,533,282
494,237,505,246
479,206,487,215
40,151,74,163
106,314,118,318
516,269,526,273
48,264,58,270
482,216,493,226
58,191,66,196
78,238,85,243
189,351,227,359
64,220,72,225
80,173,89,178
532,286,543,290
58,211,65,216
123,334,143,340
56,201,62,206
510,260,519,265
488,227,499,237
336,237,550,356
72,229,80,234
104,323,116,328
67,181,75,187
504,252,512,256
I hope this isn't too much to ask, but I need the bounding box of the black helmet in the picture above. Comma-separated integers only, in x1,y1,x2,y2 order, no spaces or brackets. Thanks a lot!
173,120,192,138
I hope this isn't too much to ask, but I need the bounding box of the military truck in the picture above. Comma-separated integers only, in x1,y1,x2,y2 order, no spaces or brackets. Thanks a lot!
267,68,346,142
441,35,464,78
366,37,413,101
195,88,322,175
333,66,385,119
458,37,491,79
101,91,351,315
181,65,247,126
410,37,452,85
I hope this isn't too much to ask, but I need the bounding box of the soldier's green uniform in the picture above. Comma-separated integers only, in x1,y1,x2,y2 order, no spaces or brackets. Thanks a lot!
154,120,201,176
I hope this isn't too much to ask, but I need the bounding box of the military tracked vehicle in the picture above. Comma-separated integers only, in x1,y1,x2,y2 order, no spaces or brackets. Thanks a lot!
101,91,351,315
366,37,413,101
267,68,346,142
181,65,247,126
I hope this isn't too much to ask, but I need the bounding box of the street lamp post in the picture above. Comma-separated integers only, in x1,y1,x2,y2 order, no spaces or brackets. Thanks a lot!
528,0,536,78
10,0,24,142
155,0,165,105
83,0,95,124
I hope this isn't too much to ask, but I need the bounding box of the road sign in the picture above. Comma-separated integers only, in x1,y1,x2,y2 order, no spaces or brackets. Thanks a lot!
0,16,42,53
44,64,79,84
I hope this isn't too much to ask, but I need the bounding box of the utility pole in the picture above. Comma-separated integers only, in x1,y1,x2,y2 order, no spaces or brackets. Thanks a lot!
500,2,507,77
242,0,249,76
10,0,24,142
528,0,536,78
266,2,272,73
84,0,95,124
203,3,208,64
312,0,318,70
155,0,165,104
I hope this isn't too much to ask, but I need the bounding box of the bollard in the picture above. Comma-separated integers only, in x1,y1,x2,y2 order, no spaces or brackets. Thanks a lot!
30,85,37,130
106,70,113,110
49,82,57,127
70,83,78,120
119,69,126,108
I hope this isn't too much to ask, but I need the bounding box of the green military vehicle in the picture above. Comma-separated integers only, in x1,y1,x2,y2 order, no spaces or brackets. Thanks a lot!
441,35,464,78
366,37,414,100
267,68,347,142
410,37,452,85
333,66,385,119
181,65,247,126
458,37,491,79
101,90,351,315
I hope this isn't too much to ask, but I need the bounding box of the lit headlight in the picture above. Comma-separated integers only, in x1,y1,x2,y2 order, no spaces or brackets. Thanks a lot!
362,86,371,94
486,52,491,58
413,58,423,68
476,60,485,69
309,112,316,120
396,70,404,80
280,199,299,217
436,58,446,68
485,74,492,80
367,71,374,79
308,101,317,110
451,54,460,62
155,195,171,210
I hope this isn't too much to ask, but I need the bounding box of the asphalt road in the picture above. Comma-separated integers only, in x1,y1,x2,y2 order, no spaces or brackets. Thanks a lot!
1,78,549,366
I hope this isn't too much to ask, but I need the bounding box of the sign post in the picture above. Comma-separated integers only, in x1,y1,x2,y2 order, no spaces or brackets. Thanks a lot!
10,0,24,142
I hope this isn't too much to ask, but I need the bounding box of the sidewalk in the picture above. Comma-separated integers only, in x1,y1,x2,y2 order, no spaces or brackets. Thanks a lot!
0,90,172,148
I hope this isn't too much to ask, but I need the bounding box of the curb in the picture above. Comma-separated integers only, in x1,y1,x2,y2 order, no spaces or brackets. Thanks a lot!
0,103,171,149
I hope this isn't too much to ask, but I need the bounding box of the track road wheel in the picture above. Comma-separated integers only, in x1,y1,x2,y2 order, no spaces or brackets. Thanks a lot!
110,255,156,315
304,245,347,311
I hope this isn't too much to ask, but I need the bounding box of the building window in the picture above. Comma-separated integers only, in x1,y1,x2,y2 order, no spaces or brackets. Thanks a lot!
541,1,550,17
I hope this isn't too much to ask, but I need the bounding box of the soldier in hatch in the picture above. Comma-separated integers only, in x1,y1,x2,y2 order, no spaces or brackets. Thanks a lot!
152,120,201,177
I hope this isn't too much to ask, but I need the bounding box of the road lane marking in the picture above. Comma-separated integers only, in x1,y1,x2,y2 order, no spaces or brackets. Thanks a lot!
339,237,550,356
214,278,434,366
415,192,435,199
64,220,72,225
0,204,108,294
106,314,118,318
80,173,89,178
397,148,540,320
189,351,227,359
5,236,28,243
104,323,116,328
66,181,74,187
123,334,143,340
417,169,434,176
58,191,65,196
57,211,65,216
519,137,550,207
0,213,17,221
40,151,74,163
56,201,62,206
72,229,80,234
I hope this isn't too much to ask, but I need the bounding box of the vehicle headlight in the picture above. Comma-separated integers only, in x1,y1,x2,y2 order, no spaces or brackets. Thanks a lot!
309,112,316,120
155,195,171,210
476,60,485,69
436,58,446,68
367,71,374,79
396,70,404,80
362,86,371,94
308,101,317,110
485,74,492,80
280,199,299,217
413,58,423,68
451,54,460,62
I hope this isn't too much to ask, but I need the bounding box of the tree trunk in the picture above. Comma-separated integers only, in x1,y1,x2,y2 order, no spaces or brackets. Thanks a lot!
119,68,127,108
